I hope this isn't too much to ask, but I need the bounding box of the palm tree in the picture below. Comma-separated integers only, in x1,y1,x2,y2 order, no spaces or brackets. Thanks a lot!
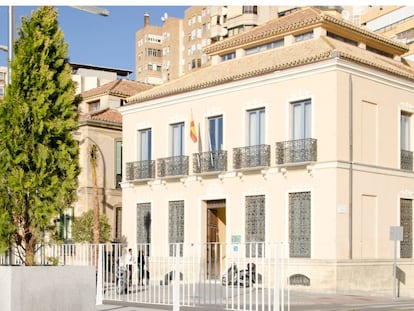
89,143,100,245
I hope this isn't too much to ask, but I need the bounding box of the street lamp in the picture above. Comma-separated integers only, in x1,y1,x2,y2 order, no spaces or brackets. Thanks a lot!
71,6,109,17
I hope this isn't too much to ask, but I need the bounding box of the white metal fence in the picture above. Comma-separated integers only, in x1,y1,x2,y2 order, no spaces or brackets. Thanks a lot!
0,242,290,311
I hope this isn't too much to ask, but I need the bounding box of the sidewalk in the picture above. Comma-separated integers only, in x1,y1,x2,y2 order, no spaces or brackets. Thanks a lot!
96,290,414,311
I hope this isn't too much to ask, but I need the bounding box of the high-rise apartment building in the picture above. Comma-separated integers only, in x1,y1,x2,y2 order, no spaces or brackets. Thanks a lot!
360,6,414,60
135,6,282,84
135,13,182,85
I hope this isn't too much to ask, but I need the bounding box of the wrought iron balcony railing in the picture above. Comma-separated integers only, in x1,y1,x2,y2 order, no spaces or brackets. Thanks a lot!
157,155,189,178
126,160,155,181
276,138,317,165
401,149,413,170
233,144,270,170
193,150,227,174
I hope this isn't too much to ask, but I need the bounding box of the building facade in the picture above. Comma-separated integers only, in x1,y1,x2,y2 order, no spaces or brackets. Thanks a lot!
70,79,152,242
135,13,182,85
135,6,281,84
361,6,414,61
0,66,7,100
71,63,133,94
121,7,414,295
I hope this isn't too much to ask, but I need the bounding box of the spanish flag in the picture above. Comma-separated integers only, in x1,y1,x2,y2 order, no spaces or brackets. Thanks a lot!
190,110,197,143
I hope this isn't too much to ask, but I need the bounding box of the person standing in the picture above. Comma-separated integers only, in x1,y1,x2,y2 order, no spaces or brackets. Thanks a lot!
125,248,134,285
137,249,145,286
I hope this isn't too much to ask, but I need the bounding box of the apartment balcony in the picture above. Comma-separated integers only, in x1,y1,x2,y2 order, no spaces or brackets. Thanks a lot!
193,150,227,174
401,149,413,170
126,160,155,181
276,138,317,165
157,156,189,178
233,144,270,170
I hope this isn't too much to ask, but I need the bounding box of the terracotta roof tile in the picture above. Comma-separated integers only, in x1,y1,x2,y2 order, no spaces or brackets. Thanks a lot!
80,79,153,99
80,108,122,124
127,36,414,104
204,6,408,55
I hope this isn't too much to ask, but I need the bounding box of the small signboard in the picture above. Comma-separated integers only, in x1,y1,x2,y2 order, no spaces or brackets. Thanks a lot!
390,226,403,241
231,235,241,244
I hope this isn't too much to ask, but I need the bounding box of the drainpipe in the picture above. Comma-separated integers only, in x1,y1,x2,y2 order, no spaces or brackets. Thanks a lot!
348,74,353,259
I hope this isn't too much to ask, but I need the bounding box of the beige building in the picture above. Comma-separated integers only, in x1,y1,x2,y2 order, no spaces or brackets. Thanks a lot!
0,66,7,100
135,6,281,84
361,6,414,60
71,63,133,94
69,79,152,242
121,7,414,295
135,13,182,84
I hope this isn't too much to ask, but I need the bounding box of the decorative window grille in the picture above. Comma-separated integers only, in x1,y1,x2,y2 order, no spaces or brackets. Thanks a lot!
289,274,310,286
245,195,265,257
400,198,412,258
169,200,184,256
289,192,311,258
137,203,151,251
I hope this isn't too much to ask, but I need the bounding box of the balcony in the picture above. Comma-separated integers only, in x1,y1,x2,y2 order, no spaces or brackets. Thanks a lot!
193,150,227,174
233,144,270,170
276,138,317,165
126,160,155,181
401,149,413,170
157,156,189,178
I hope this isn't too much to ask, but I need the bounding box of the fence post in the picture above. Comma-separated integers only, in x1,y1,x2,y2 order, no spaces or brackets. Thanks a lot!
96,244,103,305
274,243,280,311
173,243,180,311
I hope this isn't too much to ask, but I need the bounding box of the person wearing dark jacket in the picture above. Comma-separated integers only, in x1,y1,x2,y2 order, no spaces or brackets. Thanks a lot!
137,249,145,286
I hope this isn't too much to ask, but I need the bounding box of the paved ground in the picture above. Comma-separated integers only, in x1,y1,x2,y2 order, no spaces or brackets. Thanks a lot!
97,290,414,311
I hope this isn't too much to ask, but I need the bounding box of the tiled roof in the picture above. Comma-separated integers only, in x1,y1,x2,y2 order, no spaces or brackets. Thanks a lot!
80,108,122,124
204,6,408,55
127,35,414,104
80,79,153,100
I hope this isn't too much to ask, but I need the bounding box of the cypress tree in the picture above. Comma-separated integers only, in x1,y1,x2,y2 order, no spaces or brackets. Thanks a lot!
0,6,80,265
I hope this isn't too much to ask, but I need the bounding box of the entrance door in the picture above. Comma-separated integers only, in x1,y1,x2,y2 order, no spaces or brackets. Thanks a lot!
206,200,226,279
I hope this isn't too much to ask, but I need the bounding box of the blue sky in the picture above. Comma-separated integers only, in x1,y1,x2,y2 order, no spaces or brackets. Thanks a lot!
0,6,188,79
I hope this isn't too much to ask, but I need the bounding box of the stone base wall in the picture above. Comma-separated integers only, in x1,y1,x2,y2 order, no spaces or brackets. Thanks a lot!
0,266,95,311
287,259,414,297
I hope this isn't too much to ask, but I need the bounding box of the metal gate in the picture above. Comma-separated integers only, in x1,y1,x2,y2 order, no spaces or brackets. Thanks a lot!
100,242,289,311
0,242,290,310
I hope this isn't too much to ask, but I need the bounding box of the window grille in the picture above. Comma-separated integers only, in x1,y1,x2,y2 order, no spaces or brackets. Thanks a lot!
289,274,310,286
400,198,412,258
289,192,311,258
137,203,151,246
169,200,184,256
245,195,265,257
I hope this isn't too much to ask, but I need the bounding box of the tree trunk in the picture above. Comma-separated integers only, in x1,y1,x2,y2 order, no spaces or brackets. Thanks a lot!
91,148,99,245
